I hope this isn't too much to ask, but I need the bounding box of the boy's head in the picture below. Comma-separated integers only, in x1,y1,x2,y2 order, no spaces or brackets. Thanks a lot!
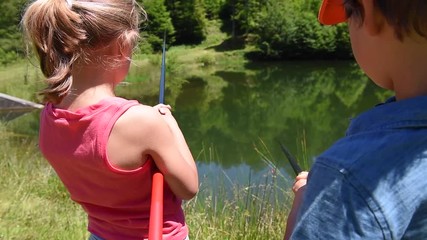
319,0,427,40
319,0,427,99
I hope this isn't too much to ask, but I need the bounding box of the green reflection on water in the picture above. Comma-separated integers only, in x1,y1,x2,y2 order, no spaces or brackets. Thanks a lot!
117,60,392,176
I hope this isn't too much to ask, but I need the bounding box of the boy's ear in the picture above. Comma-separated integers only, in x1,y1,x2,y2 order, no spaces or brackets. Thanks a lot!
361,0,385,36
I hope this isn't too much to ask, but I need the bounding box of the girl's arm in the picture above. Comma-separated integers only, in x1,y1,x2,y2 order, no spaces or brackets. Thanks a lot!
149,103,198,199
107,104,198,200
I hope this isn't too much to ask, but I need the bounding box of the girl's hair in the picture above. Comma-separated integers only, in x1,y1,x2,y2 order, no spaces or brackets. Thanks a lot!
343,0,427,40
21,0,146,104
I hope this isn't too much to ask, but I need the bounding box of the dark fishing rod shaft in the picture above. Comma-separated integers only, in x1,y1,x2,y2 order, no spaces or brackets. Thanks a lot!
279,141,303,176
159,33,166,104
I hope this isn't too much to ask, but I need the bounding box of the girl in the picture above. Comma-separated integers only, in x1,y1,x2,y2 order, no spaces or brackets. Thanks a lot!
21,0,198,239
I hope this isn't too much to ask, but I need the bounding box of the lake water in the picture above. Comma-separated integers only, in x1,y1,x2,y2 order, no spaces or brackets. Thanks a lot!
119,60,392,190
4,60,392,192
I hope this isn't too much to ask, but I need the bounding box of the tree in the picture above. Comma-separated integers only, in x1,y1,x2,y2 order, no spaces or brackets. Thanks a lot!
249,0,352,59
219,0,267,36
165,0,207,45
141,0,175,52
0,0,27,65
202,0,225,20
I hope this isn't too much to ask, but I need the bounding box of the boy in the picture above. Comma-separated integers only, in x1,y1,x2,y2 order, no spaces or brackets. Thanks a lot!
284,0,427,239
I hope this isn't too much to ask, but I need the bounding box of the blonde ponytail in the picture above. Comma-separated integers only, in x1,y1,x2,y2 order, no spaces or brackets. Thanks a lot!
22,0,146,104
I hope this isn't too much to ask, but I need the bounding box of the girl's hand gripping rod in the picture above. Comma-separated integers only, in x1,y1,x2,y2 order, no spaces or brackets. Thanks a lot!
149,34,167,240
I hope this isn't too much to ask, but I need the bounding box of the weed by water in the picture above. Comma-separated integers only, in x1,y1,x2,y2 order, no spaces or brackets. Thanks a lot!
184,142,292,240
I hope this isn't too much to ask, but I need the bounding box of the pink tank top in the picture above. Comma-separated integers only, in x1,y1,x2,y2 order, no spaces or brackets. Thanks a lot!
39,97,188,239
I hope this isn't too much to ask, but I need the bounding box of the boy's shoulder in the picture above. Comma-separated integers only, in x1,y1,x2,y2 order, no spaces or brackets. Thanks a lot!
314,95,427,188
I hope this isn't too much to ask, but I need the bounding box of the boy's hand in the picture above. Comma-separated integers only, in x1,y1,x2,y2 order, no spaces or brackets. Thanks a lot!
284,171,309,240
291,171,308,214
293,171,308,193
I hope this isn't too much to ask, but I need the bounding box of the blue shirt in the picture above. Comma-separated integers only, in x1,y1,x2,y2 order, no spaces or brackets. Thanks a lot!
291,96,427,240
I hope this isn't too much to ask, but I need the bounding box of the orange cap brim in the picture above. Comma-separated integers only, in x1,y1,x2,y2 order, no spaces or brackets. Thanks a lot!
318,0,347,25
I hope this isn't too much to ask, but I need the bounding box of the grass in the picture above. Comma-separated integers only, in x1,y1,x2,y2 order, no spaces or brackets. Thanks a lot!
0,119,88,239
0,117,293,240
185,142,292,239
0,59,44,103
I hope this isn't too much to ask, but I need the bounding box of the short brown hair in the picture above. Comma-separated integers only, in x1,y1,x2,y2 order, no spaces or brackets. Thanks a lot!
343,0,427,40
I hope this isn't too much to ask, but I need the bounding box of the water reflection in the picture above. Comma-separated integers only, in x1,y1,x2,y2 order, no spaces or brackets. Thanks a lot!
117,60,392,179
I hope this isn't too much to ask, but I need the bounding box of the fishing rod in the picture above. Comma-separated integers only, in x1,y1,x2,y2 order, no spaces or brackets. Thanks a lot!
158,33,166,105
278,141,303,176
148,33,167,240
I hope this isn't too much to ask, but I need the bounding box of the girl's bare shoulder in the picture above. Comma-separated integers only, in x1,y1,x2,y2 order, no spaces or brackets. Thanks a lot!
106,103,167,170
111,104,165,142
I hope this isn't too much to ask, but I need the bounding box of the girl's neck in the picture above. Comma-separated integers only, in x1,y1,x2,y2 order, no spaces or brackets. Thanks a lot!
56,65,121,111
56,46,130,111
57,84,116,111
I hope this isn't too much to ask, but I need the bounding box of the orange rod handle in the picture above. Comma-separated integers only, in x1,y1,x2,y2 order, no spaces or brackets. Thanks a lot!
148,172,164,240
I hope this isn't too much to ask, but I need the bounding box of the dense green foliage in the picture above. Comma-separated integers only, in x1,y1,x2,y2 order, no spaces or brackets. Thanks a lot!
202,0,225,19
219,0,352,59
165,0,207,45
141,0,176,52
0,0,27,65
0,0,352,65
